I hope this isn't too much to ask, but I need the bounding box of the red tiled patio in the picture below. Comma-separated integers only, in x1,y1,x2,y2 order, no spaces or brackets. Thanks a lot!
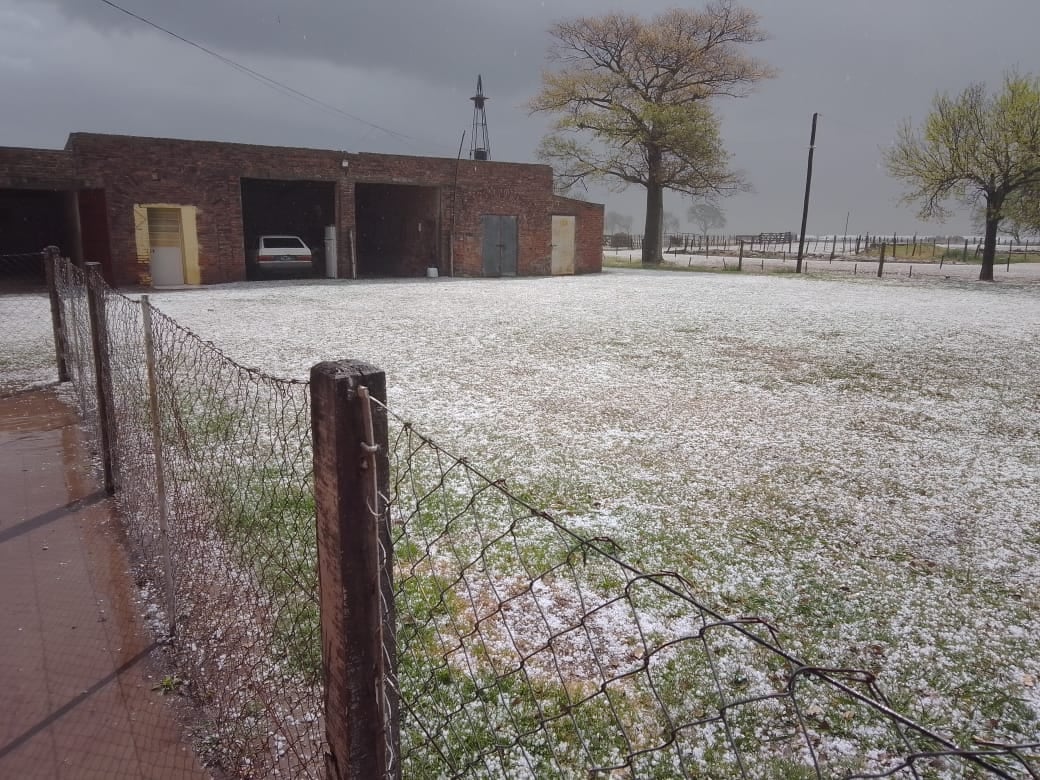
0,387,210,779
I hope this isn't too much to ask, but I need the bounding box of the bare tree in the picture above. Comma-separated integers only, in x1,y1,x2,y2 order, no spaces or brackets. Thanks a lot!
531,2,774,266
688,201,727,236
605,210,631,233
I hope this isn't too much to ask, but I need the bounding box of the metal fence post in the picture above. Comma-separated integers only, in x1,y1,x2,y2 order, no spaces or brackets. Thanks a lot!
311,360,397,780
140,295,177,637
85,261,117,495
43,246,70,382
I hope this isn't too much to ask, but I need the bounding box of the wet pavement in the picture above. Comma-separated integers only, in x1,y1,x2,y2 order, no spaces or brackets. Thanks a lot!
0,387,210,779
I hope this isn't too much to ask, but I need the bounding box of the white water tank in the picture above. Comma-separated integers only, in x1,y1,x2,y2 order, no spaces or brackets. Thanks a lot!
324,225,337,279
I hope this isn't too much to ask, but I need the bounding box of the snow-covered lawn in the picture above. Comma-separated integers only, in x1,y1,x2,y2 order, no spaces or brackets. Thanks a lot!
3,268,1038,749
0,293,59,394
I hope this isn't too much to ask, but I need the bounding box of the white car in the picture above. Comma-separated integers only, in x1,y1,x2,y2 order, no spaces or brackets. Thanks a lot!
251,235,314,277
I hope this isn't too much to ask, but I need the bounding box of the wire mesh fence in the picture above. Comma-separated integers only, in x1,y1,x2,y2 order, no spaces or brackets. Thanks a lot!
381,402,1039,779
54,258,325,778
49,256,1038,778
54,259,98,437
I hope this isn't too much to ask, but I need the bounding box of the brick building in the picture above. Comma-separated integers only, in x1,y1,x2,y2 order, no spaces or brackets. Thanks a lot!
0,132,603,287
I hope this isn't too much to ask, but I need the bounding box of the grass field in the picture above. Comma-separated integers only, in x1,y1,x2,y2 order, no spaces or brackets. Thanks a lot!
153,269,1040,747
3,266,1039,767
859,243,1040,264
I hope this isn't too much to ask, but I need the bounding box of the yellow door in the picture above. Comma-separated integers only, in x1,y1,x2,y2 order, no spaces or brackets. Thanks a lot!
551,215,576,275
147,207,185,286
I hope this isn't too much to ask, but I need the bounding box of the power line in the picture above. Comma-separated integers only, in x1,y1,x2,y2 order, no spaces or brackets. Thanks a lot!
97,0,416,145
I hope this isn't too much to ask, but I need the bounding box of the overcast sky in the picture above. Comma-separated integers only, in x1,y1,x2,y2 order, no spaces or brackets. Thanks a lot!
2,0,1038,234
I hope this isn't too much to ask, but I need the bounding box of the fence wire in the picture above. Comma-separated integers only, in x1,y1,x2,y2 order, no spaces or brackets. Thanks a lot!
54,258,324,778
51,256,1037,779
54,260,98,442
380,402,1038,780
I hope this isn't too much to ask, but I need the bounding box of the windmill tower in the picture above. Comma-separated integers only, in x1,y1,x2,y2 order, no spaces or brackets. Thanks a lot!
469,75,491,160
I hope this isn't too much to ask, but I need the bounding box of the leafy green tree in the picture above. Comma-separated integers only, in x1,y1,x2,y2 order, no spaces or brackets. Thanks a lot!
1003,185,1040,239
530,1,774,266
885,72,1040,280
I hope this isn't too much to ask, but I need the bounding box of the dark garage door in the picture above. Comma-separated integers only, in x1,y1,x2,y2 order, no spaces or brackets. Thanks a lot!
481,215,517,277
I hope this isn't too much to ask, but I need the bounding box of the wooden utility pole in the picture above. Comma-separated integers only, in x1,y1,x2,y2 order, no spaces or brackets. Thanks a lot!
795,113,819,274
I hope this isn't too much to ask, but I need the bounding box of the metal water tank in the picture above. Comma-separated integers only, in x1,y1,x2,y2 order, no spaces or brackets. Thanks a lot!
324,225,337,278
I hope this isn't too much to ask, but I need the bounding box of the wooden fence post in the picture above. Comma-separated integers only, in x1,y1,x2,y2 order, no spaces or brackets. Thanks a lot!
43,246,70,382
311,360,397,780
140,295,177,637
85,262,116,495
877,243,886,278
738,240,744,271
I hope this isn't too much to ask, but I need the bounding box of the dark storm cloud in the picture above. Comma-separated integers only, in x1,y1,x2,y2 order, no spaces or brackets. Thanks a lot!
6,0,1040,232
38,0,576,97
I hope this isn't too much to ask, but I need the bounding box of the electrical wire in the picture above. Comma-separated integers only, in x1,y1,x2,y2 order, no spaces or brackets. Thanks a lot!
97,0,416,145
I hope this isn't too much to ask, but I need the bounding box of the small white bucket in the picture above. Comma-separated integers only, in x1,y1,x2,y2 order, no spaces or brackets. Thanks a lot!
426,267,439,278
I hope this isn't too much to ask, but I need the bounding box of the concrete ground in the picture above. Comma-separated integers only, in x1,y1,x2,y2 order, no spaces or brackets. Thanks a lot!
0,387,210,779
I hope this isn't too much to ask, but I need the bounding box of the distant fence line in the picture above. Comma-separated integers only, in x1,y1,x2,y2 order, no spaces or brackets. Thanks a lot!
604,232,1040,261
45,248,1038,779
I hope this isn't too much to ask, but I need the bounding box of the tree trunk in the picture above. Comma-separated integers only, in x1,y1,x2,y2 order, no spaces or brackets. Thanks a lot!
980,204,1000,281
642,182,664,266
642,145,664,266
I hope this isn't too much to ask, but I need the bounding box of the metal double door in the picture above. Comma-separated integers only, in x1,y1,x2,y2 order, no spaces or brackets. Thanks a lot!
481,215,517,277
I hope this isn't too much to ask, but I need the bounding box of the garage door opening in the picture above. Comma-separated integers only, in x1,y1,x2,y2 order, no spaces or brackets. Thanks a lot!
0,189,75,288
355,183,439,277
240,178,335,280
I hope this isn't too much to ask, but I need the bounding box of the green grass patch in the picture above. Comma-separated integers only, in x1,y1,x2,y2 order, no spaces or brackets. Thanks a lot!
604,256,744,273
859,243,1040,264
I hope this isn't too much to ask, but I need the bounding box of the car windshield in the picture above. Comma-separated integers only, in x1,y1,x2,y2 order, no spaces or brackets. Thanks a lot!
262,237,305,249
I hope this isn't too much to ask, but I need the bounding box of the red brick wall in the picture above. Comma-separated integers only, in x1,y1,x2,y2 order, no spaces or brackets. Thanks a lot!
551,195,605,274
68,134,350,286
352,154,555,277
0,148,78,189
13,133,601,286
